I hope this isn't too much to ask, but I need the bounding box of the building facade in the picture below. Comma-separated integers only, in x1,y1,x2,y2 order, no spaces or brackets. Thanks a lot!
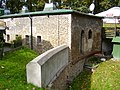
0,10,103,89
0,10,102,56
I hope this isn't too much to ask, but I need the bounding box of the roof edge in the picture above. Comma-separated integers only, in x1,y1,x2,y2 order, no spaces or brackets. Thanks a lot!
0,9,102,19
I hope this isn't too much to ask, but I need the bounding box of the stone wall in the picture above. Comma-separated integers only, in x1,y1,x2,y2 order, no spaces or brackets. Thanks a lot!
3,14,71,54
4,17,30,42
3,13,102,56
71,13,102,62
51,57,85,90
50,14,103,90
32,15,71,53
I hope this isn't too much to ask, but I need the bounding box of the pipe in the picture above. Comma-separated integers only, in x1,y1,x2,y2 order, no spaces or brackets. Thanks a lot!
29,16,33,49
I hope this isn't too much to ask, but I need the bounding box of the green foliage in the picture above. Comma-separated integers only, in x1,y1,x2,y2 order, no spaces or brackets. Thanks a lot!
84,56,102,67
0,47,45,90
6,0,24,14
36,0,47,11
118,0,120,6
60,0,90,13
11,35,22,48
5,0,120,14
67,70,92,90
60,0,120,13
88,56,102,64
91,60,120,90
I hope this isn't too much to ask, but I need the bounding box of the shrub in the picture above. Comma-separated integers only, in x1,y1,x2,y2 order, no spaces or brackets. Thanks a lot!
11,35,22,48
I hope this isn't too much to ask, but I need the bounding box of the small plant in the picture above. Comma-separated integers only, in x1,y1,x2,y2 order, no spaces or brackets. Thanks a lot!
85,56,102,67
11,35,22,48
89,56,102,63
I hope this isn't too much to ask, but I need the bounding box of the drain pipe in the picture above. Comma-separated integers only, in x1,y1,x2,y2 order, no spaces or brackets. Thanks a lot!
29,15,33,49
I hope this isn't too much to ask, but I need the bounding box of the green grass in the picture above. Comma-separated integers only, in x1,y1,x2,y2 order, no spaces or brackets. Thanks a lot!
91,60,120,90
67,70,92,90
68,60,120,90
0,47,44,90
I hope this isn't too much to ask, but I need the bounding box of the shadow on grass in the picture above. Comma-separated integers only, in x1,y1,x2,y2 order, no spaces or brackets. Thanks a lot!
67,56,103,90
67,69,92,90
67,59,120,90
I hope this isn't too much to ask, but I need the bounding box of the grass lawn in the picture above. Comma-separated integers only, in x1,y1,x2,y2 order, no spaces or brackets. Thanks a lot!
0,47,44,90
68,60,120,90
67,70,92,90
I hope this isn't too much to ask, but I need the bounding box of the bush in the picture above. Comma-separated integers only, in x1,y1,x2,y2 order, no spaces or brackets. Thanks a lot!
85,56,102,67
11,35,22,48
88,56,102,64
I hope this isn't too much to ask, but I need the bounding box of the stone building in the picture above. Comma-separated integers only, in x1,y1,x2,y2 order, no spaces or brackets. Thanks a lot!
0,9,103,89
0,9,102,55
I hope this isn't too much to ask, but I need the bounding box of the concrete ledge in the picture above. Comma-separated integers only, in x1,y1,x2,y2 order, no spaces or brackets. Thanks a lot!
31,44,68,65
26,44,69,87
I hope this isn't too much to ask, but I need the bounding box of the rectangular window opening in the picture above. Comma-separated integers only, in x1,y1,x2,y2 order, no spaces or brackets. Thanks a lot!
7,34,10,41
25,35,30,45
37,36,41,45
16,35,18,39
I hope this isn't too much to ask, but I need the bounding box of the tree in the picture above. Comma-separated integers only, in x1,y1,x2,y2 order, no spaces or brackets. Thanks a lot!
36,0,48,11
5,0,120,14
96,0,119,13
0,30,5,59
6,0,24,13
99,0,117,12
118,0,120,6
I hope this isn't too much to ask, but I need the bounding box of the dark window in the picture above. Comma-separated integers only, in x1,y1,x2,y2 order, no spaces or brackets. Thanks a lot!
16,35,19,39
25,35,29,44
37,36,41,45
16,35,18,38
88,30,92,39
7,34,10,41
80,30,84,53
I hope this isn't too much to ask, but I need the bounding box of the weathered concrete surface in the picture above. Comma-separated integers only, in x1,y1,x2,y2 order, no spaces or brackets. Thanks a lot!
26,44,69,87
